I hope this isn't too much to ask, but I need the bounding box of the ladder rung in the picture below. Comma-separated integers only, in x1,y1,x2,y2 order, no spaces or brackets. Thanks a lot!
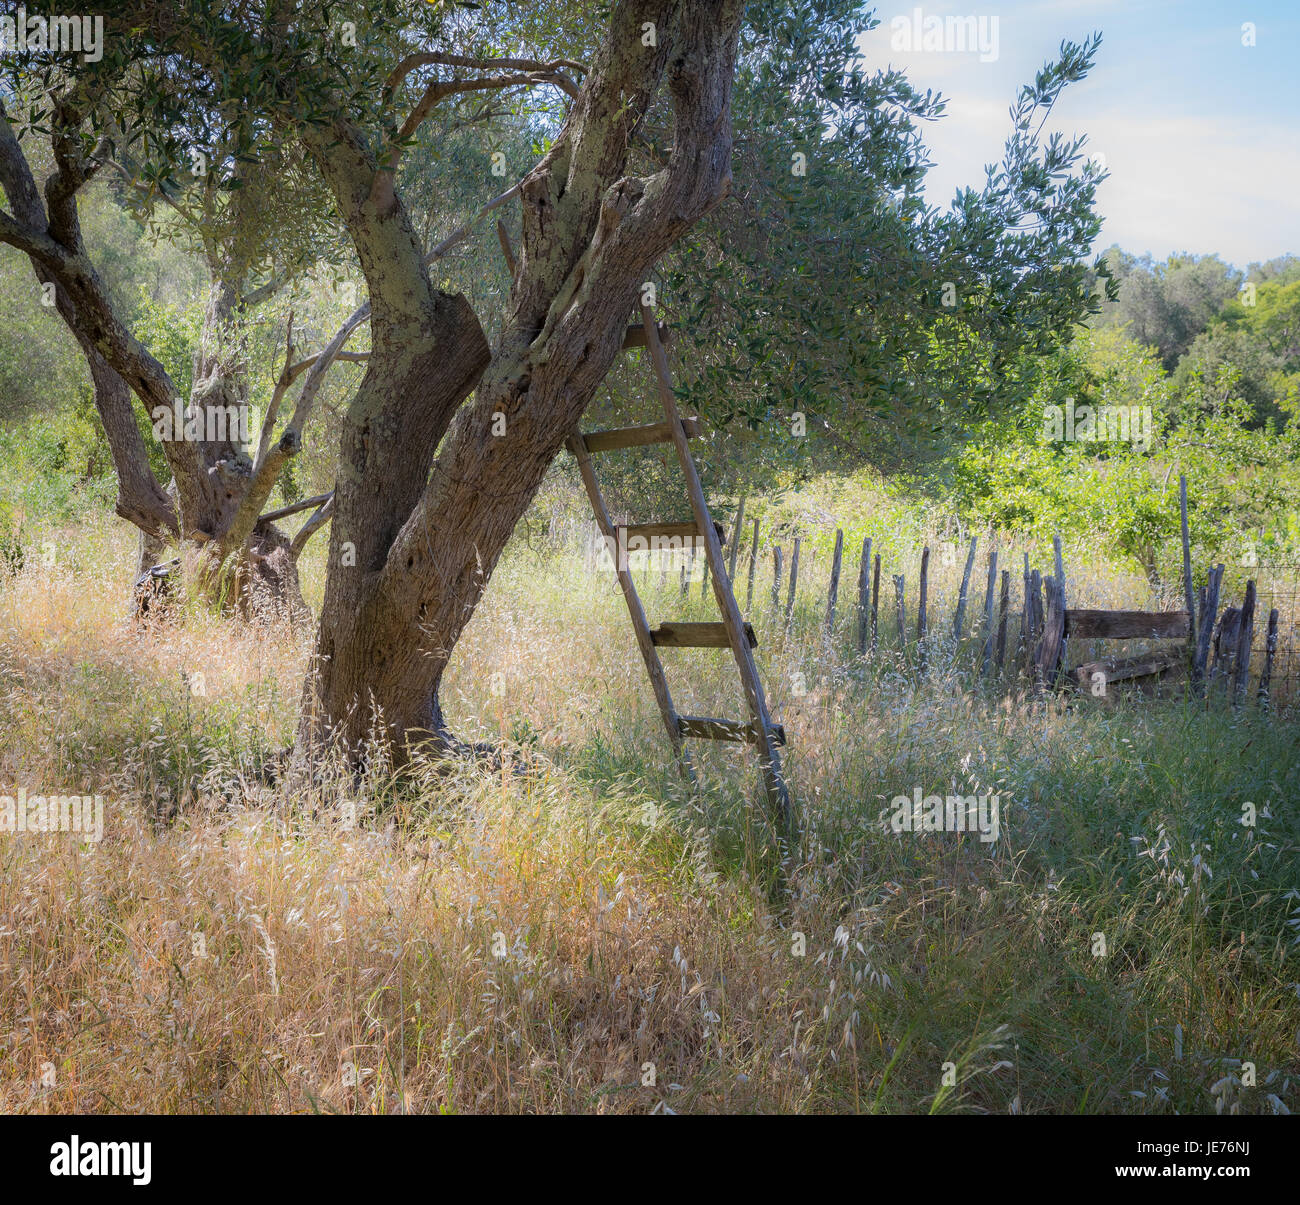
582,418,702,453
619,519,725,546
678,716,786,746
650,621,756,648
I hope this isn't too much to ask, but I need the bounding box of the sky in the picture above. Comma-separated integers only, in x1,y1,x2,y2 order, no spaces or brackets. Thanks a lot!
857,0,1300,268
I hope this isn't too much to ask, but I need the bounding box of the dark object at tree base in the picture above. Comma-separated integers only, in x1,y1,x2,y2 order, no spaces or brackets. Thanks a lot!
130,524,310,625
132,557,181,619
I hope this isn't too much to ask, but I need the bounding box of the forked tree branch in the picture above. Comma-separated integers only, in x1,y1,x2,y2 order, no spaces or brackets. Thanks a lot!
285,349,368,382
229,303,370,559
257,491,333,526
384,53,584,102
395,72,572,148
373,55,580,206
289,493,335,559
253,312,296,471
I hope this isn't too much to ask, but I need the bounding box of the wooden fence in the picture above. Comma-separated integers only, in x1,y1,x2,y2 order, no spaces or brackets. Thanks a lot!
576,477,1294,711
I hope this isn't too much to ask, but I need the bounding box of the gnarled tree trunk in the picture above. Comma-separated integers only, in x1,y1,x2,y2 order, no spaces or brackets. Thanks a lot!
0,106,316,621
298,0,743,761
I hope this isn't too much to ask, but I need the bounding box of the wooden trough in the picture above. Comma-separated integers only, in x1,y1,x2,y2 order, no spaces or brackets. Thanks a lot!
1035,581,1268,704
1061,607,1191,693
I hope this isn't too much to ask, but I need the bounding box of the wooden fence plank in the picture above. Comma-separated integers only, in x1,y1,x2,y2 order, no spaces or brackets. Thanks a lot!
1074,651,1184,687
678,715,787,746
620,520,724,545
619,321,674,351
1065,609,1191,640
581,416,702,452
651,621,757,648
894,575,905,646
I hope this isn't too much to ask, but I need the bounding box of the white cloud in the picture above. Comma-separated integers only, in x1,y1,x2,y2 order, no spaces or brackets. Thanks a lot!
1076,113,1300,263
858,53,1299,263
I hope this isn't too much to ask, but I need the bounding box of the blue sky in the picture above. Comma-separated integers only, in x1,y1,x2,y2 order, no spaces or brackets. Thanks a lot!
857,0,1300,268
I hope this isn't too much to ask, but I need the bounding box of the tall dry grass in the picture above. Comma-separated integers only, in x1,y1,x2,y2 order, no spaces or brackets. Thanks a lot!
1,510,1297,1113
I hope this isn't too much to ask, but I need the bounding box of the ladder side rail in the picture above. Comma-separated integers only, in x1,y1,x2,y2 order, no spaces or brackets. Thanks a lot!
639,306,792,836
567,432,694,784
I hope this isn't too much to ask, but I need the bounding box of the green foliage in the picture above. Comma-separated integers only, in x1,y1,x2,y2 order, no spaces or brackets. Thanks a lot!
128,288,204,479
1183,276,1300,425
0,405,117,540
1091,248,1243,369
949,329,1300,583
664,9,1110,488
0,247,89,424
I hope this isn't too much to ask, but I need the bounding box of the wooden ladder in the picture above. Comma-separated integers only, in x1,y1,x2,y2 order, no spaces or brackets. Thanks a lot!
566,306,794,839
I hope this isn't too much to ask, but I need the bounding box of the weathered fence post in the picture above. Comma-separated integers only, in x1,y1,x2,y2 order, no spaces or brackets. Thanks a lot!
981,546,998,677
1179,475,1196,648
745,516,759,612
1053,535,1068,673
894,574,905,647
771,546,783,611
785,536,800,630
871,553,881,652
857,537,872,655
917,545,930,672
1035,575,1065,691
1233,580,1256,704
1192,564,1223,693
1030,569,1044,647
1018,553,1032,668
995,568,1010,671
826,528,843,636
728,496,746,583
1211,605,1241,687
953,536,977,639
1258,607,1279,708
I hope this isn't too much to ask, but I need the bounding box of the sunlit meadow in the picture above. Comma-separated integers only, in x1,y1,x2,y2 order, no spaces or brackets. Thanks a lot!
2,480,1297,1114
